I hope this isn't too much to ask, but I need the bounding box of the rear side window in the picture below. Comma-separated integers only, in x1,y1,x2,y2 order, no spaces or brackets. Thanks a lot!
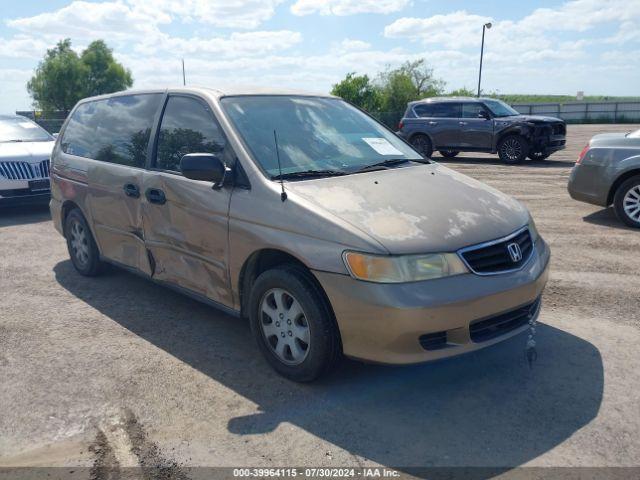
155,96,226,172
61,93,162,167
462,103,490,119
414,102,460,118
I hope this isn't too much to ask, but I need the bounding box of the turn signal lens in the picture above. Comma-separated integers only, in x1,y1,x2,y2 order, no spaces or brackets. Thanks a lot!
576,144,589,164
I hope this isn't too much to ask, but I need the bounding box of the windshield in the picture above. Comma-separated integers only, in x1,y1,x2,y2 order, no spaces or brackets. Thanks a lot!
221,96,423,177
0,117,53,142
483,99,520,117
627,129,640,138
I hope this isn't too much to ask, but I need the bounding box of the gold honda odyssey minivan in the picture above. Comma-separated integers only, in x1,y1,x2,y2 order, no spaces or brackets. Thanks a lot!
50,87,550,381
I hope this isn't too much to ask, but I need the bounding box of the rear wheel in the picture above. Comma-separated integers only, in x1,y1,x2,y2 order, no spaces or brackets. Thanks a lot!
64,208,104,276
614,176,640,228
248,265,341,382
528,152,550,161
409,134,433,158
439,150,459,158
498,135,529,164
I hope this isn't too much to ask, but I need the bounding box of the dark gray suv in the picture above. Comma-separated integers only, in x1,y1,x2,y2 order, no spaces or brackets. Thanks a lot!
397,97,566,164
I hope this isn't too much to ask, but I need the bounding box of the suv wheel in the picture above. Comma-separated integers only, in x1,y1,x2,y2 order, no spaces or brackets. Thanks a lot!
439,150,459,158
498,135,529,164
614,176,640,228
248,265,342,382
64,208,104,276
410,134,433,158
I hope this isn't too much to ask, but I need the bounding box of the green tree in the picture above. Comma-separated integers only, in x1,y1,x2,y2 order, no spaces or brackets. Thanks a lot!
81,40,132,98
27,39,87,113
447,87,476,97
330,73,381,113
27,38,133,113
377,59,445,113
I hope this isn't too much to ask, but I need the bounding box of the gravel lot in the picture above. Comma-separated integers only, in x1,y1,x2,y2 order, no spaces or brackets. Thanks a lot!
1,124,639,477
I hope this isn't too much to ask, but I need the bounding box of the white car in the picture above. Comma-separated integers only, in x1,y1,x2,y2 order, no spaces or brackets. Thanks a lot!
0,115,55,206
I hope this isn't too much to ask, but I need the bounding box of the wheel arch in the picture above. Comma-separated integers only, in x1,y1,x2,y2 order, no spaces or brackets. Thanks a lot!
408,130,435,146
237,248,337,326
608,169,640,206
61,200,84,237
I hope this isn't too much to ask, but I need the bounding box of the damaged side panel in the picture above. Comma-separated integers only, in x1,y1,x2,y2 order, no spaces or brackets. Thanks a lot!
141,170,234,308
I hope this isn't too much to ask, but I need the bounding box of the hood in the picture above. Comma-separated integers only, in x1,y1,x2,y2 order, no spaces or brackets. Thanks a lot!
286,163,529,254
500,114,563,123
0,141,55,163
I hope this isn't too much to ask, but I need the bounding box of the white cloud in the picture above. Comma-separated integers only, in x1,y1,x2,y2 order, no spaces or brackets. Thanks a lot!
127,0,285,29
291,0,410,16
0,35,49,59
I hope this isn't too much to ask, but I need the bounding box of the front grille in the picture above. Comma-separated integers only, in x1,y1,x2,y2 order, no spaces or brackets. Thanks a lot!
0,159,50,180
459,227,534,275
552,123,566,136
419,331,450,351
470,297,541,343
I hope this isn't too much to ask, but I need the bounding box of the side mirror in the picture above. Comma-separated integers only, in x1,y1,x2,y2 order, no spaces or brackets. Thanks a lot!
52,133,59,139
180,153,230,189
478,110,491,120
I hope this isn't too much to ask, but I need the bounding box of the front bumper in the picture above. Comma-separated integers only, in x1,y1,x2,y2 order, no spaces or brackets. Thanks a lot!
314,238,550,364
0,189,50,207
533,134,566,155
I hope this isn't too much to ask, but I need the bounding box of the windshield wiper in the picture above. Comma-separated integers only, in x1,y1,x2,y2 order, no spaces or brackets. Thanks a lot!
271,169,347,180
2,139,24,143
353,158,431,173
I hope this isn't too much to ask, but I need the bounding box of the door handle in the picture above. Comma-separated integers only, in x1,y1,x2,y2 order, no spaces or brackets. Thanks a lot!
123,183,140,198
145,188,166,205
459,121,468,126
428,121,438,126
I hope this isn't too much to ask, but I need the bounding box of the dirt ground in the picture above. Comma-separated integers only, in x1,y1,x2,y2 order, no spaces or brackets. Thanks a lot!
1,124,639,478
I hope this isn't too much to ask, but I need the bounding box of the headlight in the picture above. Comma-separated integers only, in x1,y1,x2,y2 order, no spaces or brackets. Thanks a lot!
343,251,468,283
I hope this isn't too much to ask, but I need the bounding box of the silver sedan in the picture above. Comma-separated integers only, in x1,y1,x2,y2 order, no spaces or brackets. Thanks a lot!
568,128,640,228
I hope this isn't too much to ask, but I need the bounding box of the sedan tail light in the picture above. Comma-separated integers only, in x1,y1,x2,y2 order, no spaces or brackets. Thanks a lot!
398,120,404,130
576,144,589,164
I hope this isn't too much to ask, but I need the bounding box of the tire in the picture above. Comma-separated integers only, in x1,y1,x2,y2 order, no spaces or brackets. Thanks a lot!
248,264,342,382
613,176,640,228
528,152,550,161
439,150,459,158
409,134,433,158
64,208,104,276
498,135,529,164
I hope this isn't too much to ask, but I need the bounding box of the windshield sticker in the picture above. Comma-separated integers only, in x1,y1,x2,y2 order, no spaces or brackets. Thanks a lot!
362,137,403,156
19,122,37,129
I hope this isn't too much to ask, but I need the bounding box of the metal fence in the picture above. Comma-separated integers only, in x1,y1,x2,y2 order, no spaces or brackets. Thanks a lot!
16,110,66,134
512,101,640,123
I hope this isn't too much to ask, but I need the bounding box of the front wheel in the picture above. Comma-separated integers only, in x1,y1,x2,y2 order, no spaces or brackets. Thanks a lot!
439,150,459,158
248,265,342,382
498,135,529,164
614,176,640,228
409,134,433,158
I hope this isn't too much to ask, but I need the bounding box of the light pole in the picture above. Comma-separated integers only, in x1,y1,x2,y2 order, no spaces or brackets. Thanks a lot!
477,22,492,97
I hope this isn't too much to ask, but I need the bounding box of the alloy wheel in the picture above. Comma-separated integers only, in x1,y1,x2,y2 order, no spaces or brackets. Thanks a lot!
260,288,310,365
69,220,90,266
500,138,522,161
623,185,640,222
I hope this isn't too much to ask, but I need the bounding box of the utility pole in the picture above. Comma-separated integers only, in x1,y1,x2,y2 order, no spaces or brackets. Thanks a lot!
182,59,186,86
477,22,492,97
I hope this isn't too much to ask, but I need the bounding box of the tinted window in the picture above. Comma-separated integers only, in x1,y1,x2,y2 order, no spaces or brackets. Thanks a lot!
61,94,162,167
462,103,490,119
0,117,53,143
156,96,226,172
414,102,459,118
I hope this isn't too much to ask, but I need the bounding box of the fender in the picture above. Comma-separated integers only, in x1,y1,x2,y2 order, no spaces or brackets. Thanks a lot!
493,122,536,152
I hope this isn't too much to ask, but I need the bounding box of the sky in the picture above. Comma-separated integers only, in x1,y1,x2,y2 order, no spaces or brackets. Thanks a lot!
1,0,639,113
